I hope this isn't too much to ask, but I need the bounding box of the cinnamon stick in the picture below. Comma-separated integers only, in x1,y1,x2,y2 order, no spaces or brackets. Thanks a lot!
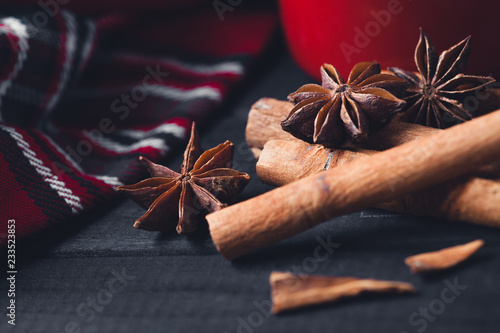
404,239,484,274
257,140,500,228
247,98,500,176
245,98,297,157
270,272,416,314
245,98,437,155
207,109,500,260
246,96,500,153
257,140,373,186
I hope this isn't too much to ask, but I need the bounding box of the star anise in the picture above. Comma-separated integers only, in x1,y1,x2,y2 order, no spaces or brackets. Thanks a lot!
281,62,408,146
389,28,497,128
117,123,250,234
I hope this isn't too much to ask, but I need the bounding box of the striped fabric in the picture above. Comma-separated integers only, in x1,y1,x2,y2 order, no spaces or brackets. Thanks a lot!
0,4,276,245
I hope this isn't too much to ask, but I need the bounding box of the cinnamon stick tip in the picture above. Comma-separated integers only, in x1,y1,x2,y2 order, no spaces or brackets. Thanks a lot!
206,215,238,260
252,97,275,109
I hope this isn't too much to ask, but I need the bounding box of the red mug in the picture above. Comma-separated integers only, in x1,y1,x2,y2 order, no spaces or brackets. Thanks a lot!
279,0,500,81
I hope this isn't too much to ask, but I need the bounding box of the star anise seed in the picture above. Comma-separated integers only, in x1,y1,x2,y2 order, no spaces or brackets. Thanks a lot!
389,28,497,128
282,62,408,146
117,123,250,234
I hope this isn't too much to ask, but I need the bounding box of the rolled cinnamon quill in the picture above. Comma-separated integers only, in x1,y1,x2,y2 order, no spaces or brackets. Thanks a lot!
246,97,500,177
257,140,500,228
246,94,500,154
245,98,437,156
207,110,500,260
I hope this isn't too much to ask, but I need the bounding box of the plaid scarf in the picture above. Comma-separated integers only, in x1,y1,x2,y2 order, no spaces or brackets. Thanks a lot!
0,3,276,245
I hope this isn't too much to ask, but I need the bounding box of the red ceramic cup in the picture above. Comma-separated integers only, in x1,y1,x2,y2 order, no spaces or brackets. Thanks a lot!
279,0,500,81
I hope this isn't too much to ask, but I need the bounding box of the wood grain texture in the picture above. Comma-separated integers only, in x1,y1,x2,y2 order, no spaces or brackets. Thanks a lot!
208,109,500,260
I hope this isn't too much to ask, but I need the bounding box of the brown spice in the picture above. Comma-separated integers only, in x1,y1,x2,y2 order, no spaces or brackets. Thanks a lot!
246,98,500,176
247,98,437,156
257,140,373,186
282,62,408,146
270,272,416,314
405,239,484,274
256,140,500,228
390,29,498,128
207,109,500,260
245,98,297,158
117,123,250,234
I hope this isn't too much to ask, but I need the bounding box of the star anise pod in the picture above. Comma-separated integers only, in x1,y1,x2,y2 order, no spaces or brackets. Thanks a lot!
281,62,408,146
389,28,497,128
117,123,250,234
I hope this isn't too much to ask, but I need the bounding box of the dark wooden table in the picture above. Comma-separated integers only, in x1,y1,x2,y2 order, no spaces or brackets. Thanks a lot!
4,48,500,333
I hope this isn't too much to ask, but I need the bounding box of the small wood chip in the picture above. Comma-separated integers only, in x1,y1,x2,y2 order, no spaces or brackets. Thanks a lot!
405,239,484,274
270,272,416,314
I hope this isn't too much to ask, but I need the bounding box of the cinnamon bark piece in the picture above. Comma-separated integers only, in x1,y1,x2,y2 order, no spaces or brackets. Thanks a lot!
405,239,484,274
246,97,500,158
207,109,500,260
257,140,372,186
245,98,438,155
257,140,500,228
270,272,416,314
245,98,297,158
248,98,500,176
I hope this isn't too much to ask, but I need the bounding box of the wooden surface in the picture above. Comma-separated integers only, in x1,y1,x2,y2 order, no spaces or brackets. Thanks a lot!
4,51,500,333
